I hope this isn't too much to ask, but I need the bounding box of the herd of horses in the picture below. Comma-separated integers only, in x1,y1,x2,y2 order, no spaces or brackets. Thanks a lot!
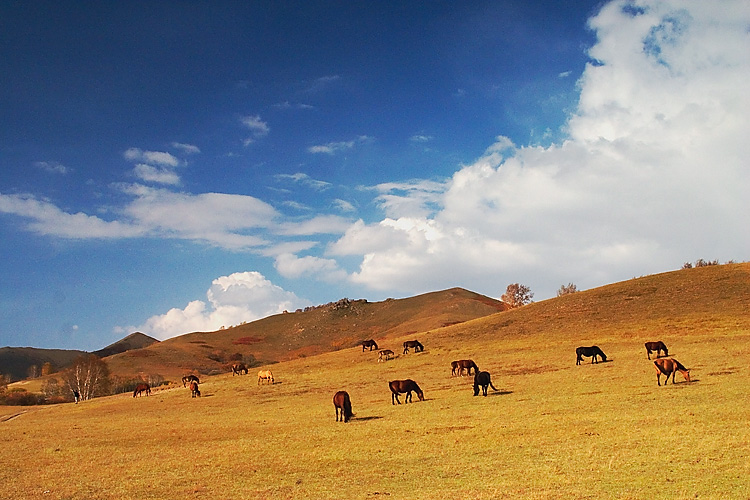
130,336,690,422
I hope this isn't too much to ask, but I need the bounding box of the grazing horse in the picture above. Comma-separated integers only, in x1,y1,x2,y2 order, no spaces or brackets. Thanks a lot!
654,358,691,386
452,359,479,377
333,391,353,422
402,340,424,354
576,346,607,365
645,341,668,359
257,370,274,385
182,374,200,387
231,363,248,376
189,381,201,397
133,383,151,397
362,339,379,351
389,379,424,405
378,349,394,362
473,371,499,396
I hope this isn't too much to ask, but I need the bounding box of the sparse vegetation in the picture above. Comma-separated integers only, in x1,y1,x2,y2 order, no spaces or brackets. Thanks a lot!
556,283,578,296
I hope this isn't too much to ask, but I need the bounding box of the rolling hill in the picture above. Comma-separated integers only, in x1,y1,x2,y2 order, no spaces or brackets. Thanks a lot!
103,287,508,380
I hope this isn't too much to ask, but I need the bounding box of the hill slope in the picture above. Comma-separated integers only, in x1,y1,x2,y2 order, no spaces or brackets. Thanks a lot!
104,287,507,379
0,347,86,382
92,332,159,358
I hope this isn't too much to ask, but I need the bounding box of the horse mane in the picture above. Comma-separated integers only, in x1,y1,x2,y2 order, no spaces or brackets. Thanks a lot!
673,359,688,371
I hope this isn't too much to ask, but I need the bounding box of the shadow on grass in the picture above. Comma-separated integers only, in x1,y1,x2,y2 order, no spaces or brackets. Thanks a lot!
353,416,383,422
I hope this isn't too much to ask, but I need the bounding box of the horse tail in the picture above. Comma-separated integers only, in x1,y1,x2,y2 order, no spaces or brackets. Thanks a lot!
489,381,499,391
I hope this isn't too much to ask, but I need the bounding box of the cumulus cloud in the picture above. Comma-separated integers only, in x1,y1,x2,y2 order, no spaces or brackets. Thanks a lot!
135,271,311,340
329,0,750,299
132,164,180,185
274,253,346,281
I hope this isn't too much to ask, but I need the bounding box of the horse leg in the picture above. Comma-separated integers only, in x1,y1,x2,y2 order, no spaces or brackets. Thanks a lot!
647,349,651,360
405,391,412,403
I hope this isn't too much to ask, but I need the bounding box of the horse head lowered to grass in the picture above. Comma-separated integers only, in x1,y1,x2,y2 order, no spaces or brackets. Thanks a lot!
654,358,690,386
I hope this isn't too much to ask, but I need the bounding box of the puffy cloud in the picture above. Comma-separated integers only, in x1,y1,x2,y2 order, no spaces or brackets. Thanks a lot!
274,253,346,281
33,161,70,175
330,0,750,299
275,215,353,236
137,271,311,340
132,164,180,185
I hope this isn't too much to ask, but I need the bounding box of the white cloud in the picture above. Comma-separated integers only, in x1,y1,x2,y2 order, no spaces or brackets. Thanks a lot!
333,199,356,213
410,135,433,143
123,148,179,167
171,142,201,154
275,215,353,236
136,271,310,340
328,0,750,299
240,115,270,145
308,141,355,155
274,253,345,281
0,193,145,239
133,164,181,185
34,161,70,175
275,173,331,190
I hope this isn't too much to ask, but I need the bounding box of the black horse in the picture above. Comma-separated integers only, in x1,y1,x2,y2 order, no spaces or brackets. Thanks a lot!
182,374,200,387
333,391,354,422
402,340,424,354
362,339,379,352
473,371,499,396
575,346,607,365
389,379,424,404
644,341,668,359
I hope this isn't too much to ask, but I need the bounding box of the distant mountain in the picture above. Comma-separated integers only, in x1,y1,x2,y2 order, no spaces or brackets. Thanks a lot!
0,347,86,382
0,332,159,383
92,332,159,358
104,287,508,380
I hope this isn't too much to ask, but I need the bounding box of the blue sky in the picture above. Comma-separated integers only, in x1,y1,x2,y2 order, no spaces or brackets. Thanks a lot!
1,1,748,350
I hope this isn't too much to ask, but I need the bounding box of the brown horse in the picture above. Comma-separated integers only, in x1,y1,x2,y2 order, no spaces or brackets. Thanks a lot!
452,359,479,377
333,391,353,422
362,339,379,351
402,340,424,354
473,371,499,396
378,349,394,362
645,341,668,359
576,346,607,365
231,363,248,376
654,358,691,386
133,383,151,397
389,379,424,405
182,374,200,387
257,370,274,385
189,381,201,397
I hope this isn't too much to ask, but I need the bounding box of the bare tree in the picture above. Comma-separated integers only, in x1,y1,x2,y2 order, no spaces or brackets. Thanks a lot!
557,283,578,297
61,355,111,401
501,283,534,308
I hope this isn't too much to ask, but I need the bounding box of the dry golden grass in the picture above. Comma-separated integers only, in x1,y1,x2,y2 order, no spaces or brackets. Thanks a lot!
1,264,749,499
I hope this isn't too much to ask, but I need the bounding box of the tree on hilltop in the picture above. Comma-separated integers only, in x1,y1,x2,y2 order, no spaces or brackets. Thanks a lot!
557,283,578,297
501,283,534,308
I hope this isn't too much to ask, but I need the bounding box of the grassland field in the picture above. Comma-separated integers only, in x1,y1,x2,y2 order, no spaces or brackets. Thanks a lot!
1,265,749,499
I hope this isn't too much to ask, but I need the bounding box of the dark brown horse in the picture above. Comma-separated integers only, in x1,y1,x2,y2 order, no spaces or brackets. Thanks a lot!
389,379,424,405
402,340,424,354
189,381,201,397
645,341,668,359
133,383,151,397
182,374,200,387
231,363,248,375
362,339,379,351
473,371,499,396
575,346,607,365
378,349,394,362
452,359,479,377
654,358,691,386
333,391,353,422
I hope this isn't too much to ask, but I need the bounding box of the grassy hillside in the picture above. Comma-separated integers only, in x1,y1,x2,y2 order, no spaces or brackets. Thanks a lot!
1,264,748,499
104,287,507,380
92,331,159,358
0,347,86,382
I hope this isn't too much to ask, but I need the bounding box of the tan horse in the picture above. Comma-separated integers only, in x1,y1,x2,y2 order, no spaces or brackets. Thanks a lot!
258,370,274,385
654,358,691,386
378,349,394,362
